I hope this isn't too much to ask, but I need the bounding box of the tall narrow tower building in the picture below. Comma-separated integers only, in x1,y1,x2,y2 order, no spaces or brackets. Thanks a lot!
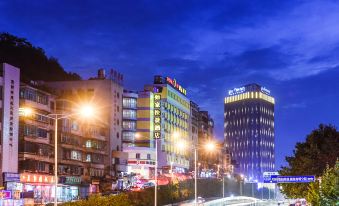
224,84,275,181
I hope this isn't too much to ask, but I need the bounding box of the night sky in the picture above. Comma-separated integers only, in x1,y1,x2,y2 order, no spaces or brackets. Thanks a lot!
1,0,339,169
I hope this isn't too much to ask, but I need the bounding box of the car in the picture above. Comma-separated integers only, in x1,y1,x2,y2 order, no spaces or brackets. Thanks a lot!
195,197,205,204
129,185,141,191
141,182,155,189
102,191,121,196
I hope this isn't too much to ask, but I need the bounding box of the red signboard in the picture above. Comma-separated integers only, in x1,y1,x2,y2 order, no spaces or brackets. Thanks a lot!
20,173,55,184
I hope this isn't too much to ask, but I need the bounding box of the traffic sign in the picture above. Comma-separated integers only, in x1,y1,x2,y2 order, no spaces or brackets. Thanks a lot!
264,175,315,183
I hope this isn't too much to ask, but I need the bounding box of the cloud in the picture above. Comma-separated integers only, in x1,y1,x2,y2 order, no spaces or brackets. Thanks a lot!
282,102,307,109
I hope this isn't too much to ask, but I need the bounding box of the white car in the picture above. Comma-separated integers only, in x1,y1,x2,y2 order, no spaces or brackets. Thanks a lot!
197,197,205,204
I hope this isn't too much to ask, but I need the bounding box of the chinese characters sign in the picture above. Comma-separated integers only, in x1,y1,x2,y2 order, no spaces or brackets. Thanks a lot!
154,94,161,139
264,175,315,183
166,77,187,96
20,173,55,184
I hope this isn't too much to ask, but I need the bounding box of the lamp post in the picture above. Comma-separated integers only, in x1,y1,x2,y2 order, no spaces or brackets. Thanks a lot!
239,174,244,196
170,161,174,181
177,140,216,205
155,137,158,206
20,104,94,206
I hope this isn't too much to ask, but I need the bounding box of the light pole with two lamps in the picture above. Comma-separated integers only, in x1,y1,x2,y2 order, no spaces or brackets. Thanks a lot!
19,104,95,206
177,140,216,205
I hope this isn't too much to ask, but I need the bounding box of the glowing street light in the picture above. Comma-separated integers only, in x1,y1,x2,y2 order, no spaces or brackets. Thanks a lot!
172,132,180,139
19,107,33,116
134,133,141,139
177,140,217,205
205,141,216,151
177,141,186,150
19,103,95,206
79,104,95,118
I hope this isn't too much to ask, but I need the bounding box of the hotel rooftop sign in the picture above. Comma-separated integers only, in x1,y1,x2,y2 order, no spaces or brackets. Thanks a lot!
228,85,271,96
166,77,187,96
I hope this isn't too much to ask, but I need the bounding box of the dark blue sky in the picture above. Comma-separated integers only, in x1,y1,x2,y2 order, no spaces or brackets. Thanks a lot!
1,0,339,168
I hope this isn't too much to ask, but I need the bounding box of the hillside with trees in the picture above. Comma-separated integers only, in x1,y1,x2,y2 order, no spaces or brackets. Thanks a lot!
0,32,81,82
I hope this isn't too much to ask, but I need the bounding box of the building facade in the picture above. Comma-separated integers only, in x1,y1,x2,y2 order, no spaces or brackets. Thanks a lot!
122,90,138,149
140,76,191,172
124,147,155,179
18,83,58,203
45,69,126,180
189,101,199,171
0,63,20,187
224,83,275,181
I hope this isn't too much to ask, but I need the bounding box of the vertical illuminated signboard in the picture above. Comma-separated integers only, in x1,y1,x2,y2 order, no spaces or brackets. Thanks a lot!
154,94,161,139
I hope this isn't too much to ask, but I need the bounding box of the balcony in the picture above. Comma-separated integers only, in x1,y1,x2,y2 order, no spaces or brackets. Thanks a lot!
19,152,54,164
20,99,51,113
24,136,51,145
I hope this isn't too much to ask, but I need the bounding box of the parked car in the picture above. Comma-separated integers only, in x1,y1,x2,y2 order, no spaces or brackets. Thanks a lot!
192,196,205,204
102,191,121,196
129,185,141,191
141,182,155,189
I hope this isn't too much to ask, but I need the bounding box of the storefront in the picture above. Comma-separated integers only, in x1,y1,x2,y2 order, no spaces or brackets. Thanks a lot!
20,173,55,204
19,173,88,204
58,176,86,201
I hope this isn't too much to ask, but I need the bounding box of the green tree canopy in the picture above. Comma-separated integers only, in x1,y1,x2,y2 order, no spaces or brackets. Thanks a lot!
0,32,81,82
279,124,339,198
306,161,339,206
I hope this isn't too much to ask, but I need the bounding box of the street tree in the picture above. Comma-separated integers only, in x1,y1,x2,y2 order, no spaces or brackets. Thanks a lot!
279,124,339,198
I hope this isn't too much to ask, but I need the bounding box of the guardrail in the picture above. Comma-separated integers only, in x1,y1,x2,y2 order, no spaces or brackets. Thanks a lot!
203,196,261,206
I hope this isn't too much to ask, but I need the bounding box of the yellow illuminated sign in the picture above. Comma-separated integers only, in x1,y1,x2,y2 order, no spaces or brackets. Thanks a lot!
154,94,161,138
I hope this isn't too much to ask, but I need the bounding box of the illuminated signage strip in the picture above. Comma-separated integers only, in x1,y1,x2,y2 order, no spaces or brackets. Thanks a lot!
261,87,271,95
225,91,275,104
20,173,55,184
228,87,245,96
166,77,187,96
153,94,161,139
228,86,271,96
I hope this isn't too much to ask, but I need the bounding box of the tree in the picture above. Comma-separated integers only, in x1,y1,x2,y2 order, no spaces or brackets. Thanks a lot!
279,124,339,198
306,161,339,205
0,32,81,82
319,161,339,205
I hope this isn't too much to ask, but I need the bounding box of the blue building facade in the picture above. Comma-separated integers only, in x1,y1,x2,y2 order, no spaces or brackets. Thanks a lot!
224,84,275,182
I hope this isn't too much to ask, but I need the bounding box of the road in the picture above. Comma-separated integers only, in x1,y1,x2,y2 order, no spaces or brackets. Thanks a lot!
179,196,290,206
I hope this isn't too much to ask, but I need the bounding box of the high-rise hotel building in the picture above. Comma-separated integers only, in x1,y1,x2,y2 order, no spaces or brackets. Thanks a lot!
224,83,275,181
137,76,191,172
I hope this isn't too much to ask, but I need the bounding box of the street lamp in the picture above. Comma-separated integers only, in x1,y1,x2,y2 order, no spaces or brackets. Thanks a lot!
177,140,216,205
134,132,159,206
239,174,244,196
20,103,95,206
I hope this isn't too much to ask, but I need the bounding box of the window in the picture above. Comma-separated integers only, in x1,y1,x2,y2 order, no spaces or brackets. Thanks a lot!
122,121,136,130
123,109,136,119
122,132,135,141
37,162,45,172
86,140,92,148
37,128,48,138
123,97,137,108
136,153,140,159
71,121,79,131
86,154,91,162
147,154,151,160
116,132,119,139
71,151,82,161
20,88,48,105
